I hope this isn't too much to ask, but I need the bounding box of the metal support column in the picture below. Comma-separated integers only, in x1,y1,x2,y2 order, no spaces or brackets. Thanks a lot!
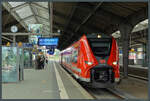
13,35,16,47
48,2,53,36
119,23,133,78
146,42,148,67
143,43,146,67
148,3,150,95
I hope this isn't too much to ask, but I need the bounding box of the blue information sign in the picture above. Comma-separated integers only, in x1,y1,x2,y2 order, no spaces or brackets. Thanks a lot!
38,38,59,46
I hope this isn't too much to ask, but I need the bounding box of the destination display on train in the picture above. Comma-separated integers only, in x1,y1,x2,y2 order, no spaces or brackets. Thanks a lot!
38,38,59,46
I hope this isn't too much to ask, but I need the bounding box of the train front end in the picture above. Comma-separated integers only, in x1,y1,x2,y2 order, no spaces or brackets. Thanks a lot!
86,34,120,88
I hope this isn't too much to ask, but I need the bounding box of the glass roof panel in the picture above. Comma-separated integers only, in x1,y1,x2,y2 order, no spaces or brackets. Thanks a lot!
24,17,36,25
44,28,50,32
44,31,50,35
41,20,49,26
140,19,148,24
44,25,50,30
32,6,39,15
38,9,49,19
9,2,25,7
112,19,148,38
6,2,51,34
35,2,48,8
16,6,33,19
37,17,49,26
133,19,148,32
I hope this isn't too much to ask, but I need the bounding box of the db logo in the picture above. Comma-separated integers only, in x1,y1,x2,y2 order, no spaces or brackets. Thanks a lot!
100,59,106,64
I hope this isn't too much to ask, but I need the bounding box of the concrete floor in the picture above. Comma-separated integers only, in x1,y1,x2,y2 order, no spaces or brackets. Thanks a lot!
116,76,148,99
3,60,148,99
2,61,92,99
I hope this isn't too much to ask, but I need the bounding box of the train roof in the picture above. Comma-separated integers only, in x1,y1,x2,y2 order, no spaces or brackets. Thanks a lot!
60,34,114,53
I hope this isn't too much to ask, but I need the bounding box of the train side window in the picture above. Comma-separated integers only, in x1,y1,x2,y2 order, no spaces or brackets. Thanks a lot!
72,50,78,63
74,56,77,63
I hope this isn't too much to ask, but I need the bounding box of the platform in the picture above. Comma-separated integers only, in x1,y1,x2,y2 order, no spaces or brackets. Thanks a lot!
120,64,148,69
116,76,148,99
2,61,93,99
120,64,148,78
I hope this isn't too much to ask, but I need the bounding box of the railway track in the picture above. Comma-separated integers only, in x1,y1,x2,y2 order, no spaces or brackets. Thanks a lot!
120,65,148,79
119,65,148,82
128,74,148,81
120,72,148,82
57,62,137,99
84,86,136,99
75,75,137,99
106,88,136,99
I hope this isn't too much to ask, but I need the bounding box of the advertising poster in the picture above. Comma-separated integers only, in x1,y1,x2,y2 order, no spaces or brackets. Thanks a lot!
28,24,43,33
2,47,18,82
29,35,41,45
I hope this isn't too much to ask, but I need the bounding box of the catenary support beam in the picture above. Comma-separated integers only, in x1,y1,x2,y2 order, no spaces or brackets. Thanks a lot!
75,3,103,32
53,9,105,33
63,3,78,34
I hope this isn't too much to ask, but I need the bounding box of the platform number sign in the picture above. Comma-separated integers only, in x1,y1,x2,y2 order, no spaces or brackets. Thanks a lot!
47,47,55,55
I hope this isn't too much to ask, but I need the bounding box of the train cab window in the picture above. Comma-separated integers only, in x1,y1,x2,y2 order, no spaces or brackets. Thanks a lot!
88,38,112,57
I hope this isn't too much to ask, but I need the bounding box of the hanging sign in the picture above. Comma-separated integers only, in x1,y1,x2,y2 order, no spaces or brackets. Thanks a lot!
38,38,59,46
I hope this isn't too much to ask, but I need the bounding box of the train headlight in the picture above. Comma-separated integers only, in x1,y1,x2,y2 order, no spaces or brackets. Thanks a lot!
113,61,117,65
115,78,120,82
85,61,93,65
97,34,101,38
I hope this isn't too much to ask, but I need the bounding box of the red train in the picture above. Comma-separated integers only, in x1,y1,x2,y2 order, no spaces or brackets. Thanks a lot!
60,34,120,88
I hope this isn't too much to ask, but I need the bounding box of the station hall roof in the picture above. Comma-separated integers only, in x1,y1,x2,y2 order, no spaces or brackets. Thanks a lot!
2,2,148,50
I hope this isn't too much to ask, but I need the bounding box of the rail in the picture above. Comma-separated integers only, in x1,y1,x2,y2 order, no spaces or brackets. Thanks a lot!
106,88,136,99
57,61,136,99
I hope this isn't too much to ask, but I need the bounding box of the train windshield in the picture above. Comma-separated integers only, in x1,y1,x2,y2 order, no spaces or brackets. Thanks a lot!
88,38,112,57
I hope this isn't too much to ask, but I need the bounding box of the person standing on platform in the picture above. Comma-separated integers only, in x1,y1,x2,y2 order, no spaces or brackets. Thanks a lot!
45,56,48,68
40,55,45,69
37,55,41,69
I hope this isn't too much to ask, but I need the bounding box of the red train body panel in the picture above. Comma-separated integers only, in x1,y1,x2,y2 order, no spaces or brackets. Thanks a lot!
60,34,120,88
